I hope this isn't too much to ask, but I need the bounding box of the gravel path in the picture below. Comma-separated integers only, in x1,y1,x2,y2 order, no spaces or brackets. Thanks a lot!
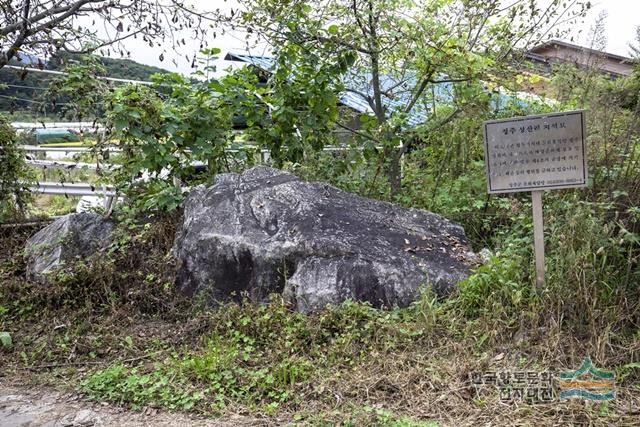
0,384,267,427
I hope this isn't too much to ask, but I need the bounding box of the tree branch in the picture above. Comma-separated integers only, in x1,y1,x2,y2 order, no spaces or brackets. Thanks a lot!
29,0,102,37
403,69,435,115
0,0,102,36
431,77,472,84
0,0,32,68
335,121,381,145
61,27,147,54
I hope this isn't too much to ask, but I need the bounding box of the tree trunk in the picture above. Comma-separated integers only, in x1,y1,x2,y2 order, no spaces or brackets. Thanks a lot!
387,147,403,195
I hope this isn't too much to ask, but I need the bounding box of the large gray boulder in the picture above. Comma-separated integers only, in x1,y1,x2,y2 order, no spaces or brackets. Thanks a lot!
173,166,477,312
24,213,115,283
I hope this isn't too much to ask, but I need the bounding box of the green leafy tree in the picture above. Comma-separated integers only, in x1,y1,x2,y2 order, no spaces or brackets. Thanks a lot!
219,44,351,167
233,0,590,194
40,55,108,121
105,65,238,212
104,45,349,211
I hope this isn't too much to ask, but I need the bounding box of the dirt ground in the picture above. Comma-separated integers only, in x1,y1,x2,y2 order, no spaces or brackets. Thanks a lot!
0,384,270,427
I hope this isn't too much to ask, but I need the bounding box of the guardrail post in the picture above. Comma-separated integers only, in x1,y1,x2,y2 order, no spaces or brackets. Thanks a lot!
105,195,115,212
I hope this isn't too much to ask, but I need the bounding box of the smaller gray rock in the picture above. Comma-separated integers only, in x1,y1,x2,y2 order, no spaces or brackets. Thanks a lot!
61,409,98,426
24,213,115,283
479,248,492,264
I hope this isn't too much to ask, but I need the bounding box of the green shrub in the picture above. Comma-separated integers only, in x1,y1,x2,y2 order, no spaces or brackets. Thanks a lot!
456,250,532,321
543,195,640,334
0,114,33,220
81,363,204,410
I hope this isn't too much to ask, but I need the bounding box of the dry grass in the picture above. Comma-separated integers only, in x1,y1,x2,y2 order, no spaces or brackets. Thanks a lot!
0,219,639,426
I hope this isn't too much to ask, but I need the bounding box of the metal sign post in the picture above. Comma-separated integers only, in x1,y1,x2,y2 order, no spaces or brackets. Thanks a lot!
531,190,545,290
483,110,587,292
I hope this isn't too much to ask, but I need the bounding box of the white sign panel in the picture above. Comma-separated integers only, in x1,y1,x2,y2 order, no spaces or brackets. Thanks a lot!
483,111,587,194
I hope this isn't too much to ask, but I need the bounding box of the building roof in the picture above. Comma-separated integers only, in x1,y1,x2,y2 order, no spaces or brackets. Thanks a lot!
14,52,46,66
528,39,632,62
32,128,80,143
224,52,454,127
525,39,634,76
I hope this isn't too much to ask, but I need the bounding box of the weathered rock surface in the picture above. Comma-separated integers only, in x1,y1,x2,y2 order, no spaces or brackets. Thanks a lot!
173,166,477,312
24,213,115,283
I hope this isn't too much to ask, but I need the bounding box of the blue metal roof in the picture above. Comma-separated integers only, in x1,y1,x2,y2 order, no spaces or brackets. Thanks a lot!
15,52,45,66
225,52,456,127
224,52,539,128
225,53,276,73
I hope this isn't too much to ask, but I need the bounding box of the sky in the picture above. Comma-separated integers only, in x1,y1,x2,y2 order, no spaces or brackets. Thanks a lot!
577,0,639,55
119,0,639,76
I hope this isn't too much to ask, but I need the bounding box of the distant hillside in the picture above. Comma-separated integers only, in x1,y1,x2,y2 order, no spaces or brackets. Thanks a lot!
0,53,170,114
99,56,169,80
47,53,171,81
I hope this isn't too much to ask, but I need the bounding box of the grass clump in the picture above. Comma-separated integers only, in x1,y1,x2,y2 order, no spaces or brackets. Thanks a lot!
80,363,204,411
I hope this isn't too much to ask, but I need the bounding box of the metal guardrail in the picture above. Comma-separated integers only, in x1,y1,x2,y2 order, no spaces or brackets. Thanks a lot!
11,121,103,129
27,159,99,170
13,122,87,129
26,159,119,171
19,144,376,154
29,182,116,196
19,145,121,153
29,182,117,210
20,144,379,213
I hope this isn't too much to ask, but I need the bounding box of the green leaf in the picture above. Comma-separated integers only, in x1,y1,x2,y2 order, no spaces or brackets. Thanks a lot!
114,119,128,131
201,47,222,56
327,24,339,35
0,331,12,349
